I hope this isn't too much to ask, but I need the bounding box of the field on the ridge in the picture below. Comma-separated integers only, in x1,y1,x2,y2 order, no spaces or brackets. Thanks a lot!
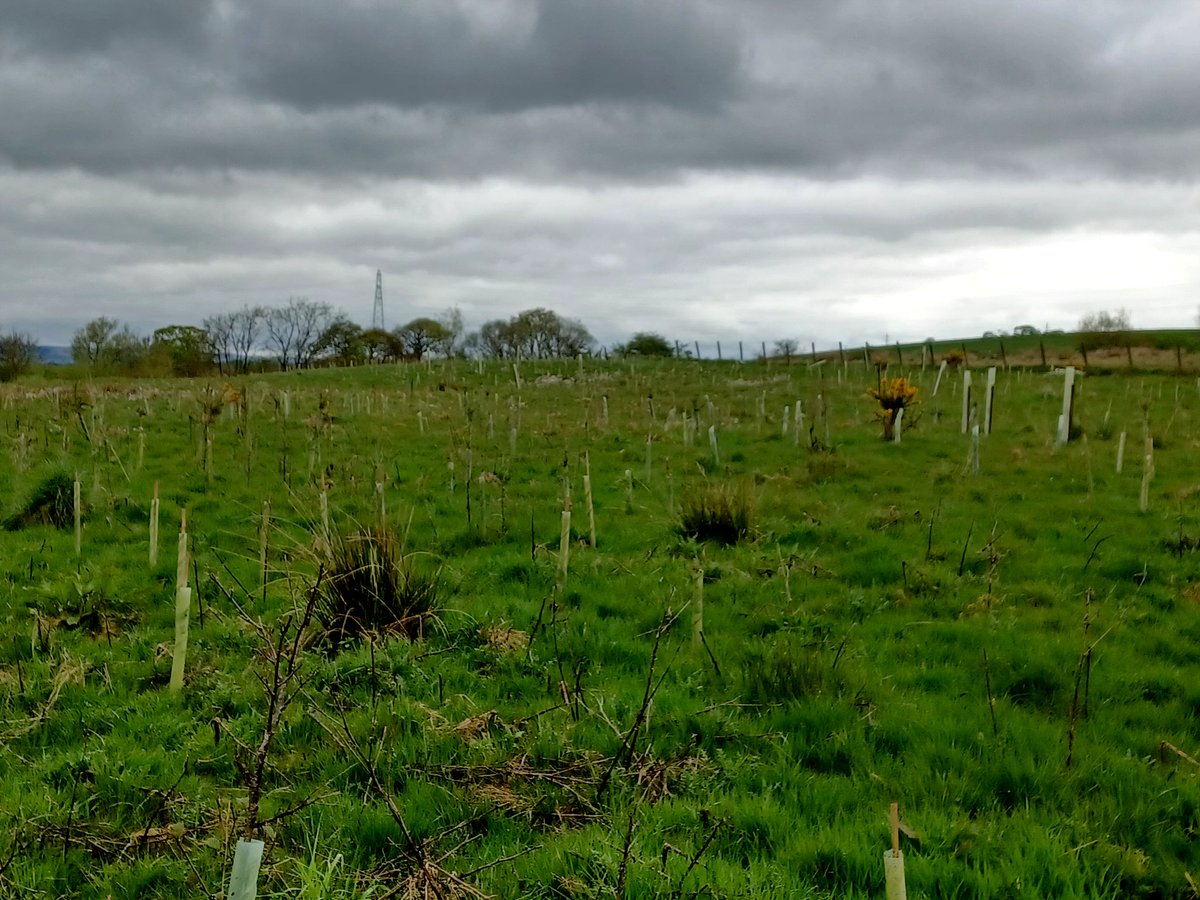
2,356,1200,898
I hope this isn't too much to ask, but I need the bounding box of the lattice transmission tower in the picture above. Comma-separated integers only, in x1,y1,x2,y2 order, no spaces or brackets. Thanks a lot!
372,270,384,330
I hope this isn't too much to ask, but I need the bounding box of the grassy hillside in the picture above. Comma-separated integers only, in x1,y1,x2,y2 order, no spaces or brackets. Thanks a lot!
1,355,1199,898
838,327,1200,373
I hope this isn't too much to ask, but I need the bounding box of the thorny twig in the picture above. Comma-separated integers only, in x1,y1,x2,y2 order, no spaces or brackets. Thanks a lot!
218,568,323,839
596,610,681,804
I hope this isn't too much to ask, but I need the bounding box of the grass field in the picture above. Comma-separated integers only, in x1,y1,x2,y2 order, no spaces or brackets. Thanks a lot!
2,345,1200,898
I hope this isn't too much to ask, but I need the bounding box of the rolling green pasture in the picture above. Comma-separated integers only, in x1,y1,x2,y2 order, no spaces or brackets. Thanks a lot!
2,354,1200,898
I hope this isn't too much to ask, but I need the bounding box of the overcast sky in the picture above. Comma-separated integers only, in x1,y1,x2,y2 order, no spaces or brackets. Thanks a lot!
2,0,1199,349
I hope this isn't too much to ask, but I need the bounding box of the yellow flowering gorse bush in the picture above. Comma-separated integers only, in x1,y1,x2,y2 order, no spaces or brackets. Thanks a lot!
867,376,919,439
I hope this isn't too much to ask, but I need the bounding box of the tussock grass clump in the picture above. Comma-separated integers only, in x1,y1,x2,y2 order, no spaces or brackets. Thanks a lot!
677,481,755,545
316,524,441,650
741,638,830,706
3,470,74,531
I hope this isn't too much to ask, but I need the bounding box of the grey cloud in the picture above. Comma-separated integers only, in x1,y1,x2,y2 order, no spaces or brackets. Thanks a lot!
1,0,1198,184
3,0,213,55
3,0,1200,348
228,0,744,112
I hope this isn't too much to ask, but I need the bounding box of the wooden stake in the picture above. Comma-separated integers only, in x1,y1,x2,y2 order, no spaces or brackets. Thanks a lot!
984,367,997,435
961,370,972,434
884,803,906,899
692,566,704,646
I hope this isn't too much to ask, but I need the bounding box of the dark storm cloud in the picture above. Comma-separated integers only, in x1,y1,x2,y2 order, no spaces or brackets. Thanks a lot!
229,0,743,112
2,0,1198,181
3,0,212,55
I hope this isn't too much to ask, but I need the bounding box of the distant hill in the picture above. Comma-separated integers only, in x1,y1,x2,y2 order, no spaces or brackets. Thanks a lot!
36,346,72,365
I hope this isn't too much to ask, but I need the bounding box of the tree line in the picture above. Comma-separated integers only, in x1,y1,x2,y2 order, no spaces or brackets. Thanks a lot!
0,301,606,380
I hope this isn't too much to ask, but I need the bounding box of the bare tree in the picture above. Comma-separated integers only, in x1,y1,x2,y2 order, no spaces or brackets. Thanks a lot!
265,298,333,370
203,311,235,375
1079,308,1131,333
773,338,799,360
438,306,465,357
231,306,266,373
207,305,268,375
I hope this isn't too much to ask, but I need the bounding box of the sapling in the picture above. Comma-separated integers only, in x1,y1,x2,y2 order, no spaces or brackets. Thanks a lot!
176,509,189,598
259,499,270,589
149,481,160,566
218,575,324,843
965,424,980,476
73,473,81,556
1140,436,1154,512
557,497,571,594
169,586,192,692
1083,435,1094,496
583,451,596,549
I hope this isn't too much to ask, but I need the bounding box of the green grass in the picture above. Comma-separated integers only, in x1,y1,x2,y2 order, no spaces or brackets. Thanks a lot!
1,352,1200,897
